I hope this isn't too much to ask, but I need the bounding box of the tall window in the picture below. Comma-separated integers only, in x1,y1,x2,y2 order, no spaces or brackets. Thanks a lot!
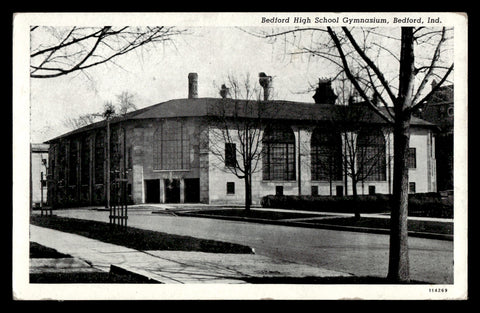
225,143,237,167
226,182,235,194
68,140,78,185
263,124,295,181
311,128,343,181
94,130,105,184
409,182,416,193
356,129,386,181
81,136,90,185
127,146,133,170
408,147,417,169
110,128,121,176
57,142,66,186
153,120,190,170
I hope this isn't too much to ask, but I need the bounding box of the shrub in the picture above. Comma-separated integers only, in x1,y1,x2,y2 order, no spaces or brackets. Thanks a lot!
260,193,453,218
260,194,392,214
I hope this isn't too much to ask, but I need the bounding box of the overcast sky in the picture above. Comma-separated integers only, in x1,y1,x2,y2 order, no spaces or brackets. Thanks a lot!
30,26,339,143
29,23,454,144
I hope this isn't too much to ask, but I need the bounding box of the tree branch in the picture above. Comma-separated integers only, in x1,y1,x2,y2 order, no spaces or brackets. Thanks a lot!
327,27,394,125
409,63,454,114
342,27,397,106
412,27,447,104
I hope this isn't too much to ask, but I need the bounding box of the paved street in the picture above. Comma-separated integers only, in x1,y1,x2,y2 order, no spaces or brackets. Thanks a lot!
49,207,453,284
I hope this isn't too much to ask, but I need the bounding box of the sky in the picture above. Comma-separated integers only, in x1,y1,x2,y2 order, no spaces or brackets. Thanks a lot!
29,23,454,144
30,26,336,143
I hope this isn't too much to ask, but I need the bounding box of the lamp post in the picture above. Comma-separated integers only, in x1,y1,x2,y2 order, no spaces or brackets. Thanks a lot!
94,105,115,209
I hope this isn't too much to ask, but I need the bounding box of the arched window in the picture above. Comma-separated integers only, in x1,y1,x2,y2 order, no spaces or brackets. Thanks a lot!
311,128,343,181
263,124,296,181
94,130,105,184
153,120,190,170
356,129,386,181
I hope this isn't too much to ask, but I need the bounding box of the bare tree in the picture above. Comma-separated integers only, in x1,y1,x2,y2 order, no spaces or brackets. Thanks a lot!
205,74,267,211
252,26,453,283
116,91,137,116
339,105,389,220
62,92,138,131
30,26,188,79
63,113,100,130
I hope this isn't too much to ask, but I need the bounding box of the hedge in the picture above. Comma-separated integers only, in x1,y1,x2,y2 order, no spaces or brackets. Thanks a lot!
260,193,453,218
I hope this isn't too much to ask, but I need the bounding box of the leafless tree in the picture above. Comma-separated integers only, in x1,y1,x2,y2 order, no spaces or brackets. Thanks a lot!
338,105,389,219
30,26,188,79
205,74,267,211
251,26,453,283
62,91,138,131
63,113,100,130
115,91,137,116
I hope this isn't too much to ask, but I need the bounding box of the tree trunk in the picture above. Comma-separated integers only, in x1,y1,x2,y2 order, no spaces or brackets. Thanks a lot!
244,172,252,212
387,27,415,283
351,177,361,220
387,115,411,282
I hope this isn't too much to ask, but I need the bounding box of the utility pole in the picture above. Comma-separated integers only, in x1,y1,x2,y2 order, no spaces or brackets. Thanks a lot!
106,117,111,209
29,143,32,215
93,107,114,209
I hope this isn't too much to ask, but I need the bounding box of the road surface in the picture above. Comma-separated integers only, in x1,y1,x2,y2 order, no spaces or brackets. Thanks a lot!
50,208,453,284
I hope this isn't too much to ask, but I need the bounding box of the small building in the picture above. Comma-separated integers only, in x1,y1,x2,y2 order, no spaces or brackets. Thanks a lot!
30,143,49,208
45,73,438,208
414,81,453,191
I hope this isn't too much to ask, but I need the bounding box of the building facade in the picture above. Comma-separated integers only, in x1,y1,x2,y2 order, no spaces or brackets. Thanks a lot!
414,81,453,191
31,143,49,207
46,73,437,208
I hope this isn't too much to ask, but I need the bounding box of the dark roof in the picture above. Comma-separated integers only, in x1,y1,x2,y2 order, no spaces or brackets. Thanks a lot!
46,97,436,143
31,143,49,152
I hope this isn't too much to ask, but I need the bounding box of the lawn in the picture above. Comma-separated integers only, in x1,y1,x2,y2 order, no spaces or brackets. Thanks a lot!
30,241,71,259
302,217,453,235
187,209,453,235
242,276,427,284
29,271,160,284
30,215,253,254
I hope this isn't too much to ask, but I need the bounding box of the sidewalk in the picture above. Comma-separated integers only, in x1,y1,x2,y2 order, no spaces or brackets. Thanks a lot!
30,224,352,284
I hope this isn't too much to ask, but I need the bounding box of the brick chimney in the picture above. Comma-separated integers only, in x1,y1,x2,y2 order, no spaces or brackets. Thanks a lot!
312,78,337,104
259,72,273,101
219,84,230,99
188,73,198,99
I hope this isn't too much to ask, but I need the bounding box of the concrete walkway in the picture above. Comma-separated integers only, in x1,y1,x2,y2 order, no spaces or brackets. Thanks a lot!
30,225,352,284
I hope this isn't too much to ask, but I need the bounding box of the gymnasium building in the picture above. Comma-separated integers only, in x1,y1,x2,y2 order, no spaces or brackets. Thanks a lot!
45,73,438,207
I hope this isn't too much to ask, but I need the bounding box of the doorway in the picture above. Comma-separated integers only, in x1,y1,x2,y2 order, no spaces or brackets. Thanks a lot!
164,179,180,203
184,178,200,203
145,179,160,203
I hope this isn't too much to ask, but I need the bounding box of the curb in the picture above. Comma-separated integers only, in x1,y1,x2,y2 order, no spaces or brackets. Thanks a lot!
175,212,453,241
109,264,164,283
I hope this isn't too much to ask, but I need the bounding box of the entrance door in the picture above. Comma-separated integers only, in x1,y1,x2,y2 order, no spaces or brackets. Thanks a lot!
145,179,160,203
164,179,180,203
184,178,200,203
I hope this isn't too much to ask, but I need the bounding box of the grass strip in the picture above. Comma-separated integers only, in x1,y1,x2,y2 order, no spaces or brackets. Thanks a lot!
302,217,453,235
30,241,72,259
30,215,253,254
29,272,159,284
